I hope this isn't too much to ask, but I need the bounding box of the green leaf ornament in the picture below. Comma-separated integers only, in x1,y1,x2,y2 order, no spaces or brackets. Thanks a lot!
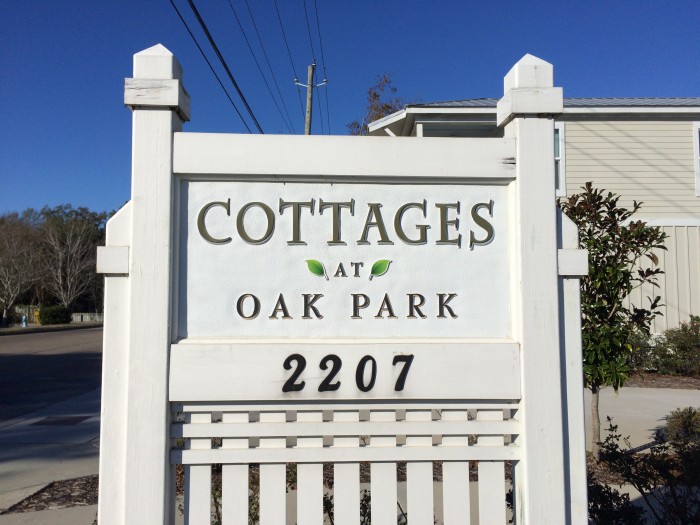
305,259,328,280
369,259,392,280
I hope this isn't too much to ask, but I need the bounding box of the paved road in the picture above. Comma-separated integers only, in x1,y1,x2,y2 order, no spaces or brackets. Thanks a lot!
0,329,103,422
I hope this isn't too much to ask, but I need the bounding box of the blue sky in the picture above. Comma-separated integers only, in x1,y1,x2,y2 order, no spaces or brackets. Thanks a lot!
1,1,698,214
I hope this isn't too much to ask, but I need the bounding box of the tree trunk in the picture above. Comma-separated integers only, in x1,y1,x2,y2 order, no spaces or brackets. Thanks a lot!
1,307,7,328
591,384,601,461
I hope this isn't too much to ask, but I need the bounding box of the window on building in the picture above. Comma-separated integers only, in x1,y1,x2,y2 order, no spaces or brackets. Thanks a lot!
554,122,566,197
694,122,700,197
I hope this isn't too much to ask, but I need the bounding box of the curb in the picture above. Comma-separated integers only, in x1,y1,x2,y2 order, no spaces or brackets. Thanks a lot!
0,324,103,337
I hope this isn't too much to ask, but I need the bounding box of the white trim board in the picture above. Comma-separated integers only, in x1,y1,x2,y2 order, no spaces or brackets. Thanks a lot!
555,122,567,197
694,121,700,197
173,133,515,182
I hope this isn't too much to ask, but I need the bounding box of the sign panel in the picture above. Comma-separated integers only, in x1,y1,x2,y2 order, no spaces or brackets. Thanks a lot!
177,180,510,340
169,342,520,401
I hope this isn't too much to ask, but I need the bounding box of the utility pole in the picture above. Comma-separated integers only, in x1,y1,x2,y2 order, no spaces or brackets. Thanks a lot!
304,63,314,135
296,61,327,135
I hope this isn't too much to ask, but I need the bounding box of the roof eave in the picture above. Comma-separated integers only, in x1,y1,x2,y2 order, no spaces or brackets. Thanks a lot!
562,106,700,114
367,109,408,136
368,105,700,136
369,107,498,136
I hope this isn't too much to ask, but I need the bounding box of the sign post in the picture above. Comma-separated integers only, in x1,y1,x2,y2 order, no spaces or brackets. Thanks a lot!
98,46,588,524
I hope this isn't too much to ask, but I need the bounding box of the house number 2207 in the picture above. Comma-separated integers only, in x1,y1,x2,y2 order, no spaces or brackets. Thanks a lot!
282,354,415,393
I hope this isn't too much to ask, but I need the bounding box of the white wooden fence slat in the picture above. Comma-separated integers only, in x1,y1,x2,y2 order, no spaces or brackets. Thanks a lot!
184,413,211,525
259,464,286,525
222,412,248,525
296,411,324,525
258,411,287,525
477,462,506,525
333,411,361,525
370,410,398,525
477,410,506,525
222,465,248,525
441,409,471,525
406,410,434,525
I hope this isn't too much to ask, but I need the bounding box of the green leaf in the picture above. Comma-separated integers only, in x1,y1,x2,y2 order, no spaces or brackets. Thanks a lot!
305,260,328,280
369,259,392,280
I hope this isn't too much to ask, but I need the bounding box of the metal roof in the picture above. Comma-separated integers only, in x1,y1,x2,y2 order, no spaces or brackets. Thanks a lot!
411,97,700,108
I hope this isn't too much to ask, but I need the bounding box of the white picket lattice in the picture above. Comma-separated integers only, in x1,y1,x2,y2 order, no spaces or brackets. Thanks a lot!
172,401,519,524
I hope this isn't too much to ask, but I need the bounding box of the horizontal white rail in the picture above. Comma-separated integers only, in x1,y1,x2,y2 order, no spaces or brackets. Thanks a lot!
174,401,519,411
173,445,519,464
172,420,519,438
173,133,516,182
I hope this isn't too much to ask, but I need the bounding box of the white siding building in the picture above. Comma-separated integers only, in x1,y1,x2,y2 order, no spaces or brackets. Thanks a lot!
369,98,700,331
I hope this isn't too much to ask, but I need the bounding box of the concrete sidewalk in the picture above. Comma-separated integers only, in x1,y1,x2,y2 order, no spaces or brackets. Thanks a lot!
584,386,700,449
0,506,97,525
0,387,100,524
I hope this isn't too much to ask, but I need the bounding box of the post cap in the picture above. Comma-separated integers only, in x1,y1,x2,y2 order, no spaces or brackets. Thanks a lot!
503,54,554,93
134,44,183,81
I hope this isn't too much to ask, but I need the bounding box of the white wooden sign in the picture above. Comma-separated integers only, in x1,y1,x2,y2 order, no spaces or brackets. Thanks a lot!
97,46,588,525
179,180,510,339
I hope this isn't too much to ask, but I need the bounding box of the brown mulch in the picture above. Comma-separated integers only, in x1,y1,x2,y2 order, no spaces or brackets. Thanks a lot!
625,372,700,390
1,475,98,514
587,454,625,485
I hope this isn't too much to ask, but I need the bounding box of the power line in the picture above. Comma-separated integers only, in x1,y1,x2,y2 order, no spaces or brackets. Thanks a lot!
186,0,264,133
313,0,327,70
225,0,293,133
302,0,316,60
242,0,296,134
167,0,252,132
313,0,331,133
272,0,305,121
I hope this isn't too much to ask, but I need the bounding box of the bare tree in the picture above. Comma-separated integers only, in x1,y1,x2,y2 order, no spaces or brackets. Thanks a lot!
0,215,38,325
41,218,99,309
347,74,405,136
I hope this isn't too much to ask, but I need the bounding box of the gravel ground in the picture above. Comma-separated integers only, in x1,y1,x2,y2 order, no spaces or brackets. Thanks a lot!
1,475,98,514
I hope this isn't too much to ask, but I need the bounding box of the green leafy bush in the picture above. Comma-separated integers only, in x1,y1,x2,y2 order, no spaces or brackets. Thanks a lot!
39,305,72,325
628,329,658,372
656,316,700,377
629,317,700,377
655,407,700,445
